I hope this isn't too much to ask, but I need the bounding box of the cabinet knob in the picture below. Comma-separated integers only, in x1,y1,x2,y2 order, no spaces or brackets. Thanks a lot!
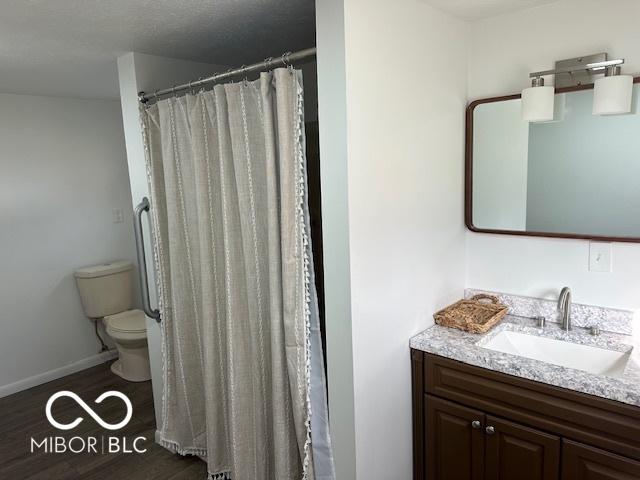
471,420,482,429
485,426,495,435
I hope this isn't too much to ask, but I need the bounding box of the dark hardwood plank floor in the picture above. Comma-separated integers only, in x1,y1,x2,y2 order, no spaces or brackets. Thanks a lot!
0,361,207,480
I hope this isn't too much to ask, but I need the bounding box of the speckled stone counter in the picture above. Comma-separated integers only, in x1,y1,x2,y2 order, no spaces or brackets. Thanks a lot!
410,315,640,406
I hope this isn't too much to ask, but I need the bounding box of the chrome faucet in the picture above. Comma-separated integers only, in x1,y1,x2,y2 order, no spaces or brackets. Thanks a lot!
558,287,572,331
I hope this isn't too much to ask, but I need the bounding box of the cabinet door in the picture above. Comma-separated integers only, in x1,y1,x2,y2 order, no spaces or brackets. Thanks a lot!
562,439,640,479
425,395,485,480
484,415,560,480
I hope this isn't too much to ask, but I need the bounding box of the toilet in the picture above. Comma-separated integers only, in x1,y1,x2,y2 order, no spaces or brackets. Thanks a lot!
74,261,151,382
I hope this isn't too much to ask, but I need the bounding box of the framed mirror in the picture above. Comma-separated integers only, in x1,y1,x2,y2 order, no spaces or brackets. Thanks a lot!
466,78,640,242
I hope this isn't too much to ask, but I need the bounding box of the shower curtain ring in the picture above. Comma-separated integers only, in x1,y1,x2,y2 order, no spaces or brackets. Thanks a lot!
153,90,159,101
281,51,292,67
225,68,234,83
171,85,177,97
264,56,273,71
240,65,249,85
283,51,294,73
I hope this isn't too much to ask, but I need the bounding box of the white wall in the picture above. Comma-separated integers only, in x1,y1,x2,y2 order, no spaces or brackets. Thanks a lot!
0,93,136,396
466,0,640,311
117,52,227,429
316,0,469,477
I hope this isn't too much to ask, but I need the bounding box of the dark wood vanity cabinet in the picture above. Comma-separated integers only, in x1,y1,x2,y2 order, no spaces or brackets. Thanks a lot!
412,350,640,480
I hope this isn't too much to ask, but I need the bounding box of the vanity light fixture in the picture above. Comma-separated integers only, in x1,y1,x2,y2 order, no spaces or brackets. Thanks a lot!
523,53,632,121
593,65,633,115
522,76,555,122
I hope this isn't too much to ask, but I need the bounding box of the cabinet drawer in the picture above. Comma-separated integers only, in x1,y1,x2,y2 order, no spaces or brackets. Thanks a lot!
423,353,640,461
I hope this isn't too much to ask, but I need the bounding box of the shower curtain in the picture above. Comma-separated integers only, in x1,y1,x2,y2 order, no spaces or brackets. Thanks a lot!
141,68,334,480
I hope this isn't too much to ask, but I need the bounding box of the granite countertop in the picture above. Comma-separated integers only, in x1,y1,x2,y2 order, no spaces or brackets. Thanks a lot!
410,315,640,406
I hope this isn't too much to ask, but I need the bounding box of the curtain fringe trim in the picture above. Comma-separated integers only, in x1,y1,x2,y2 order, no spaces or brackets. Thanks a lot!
295,71,313,480
208,473,232,480
159,436,233,479
158,437,209,458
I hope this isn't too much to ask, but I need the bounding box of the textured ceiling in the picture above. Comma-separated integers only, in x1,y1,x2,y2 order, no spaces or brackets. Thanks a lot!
0,0,315,99
422,0,562,20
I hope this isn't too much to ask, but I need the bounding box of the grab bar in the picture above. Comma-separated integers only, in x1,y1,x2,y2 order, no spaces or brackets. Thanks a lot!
134,197,161,322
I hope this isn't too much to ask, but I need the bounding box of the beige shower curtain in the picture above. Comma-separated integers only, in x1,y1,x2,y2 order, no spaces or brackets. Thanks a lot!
141,68,333,480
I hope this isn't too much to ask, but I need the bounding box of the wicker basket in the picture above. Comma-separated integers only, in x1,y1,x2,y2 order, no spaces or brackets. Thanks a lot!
434,294,507,334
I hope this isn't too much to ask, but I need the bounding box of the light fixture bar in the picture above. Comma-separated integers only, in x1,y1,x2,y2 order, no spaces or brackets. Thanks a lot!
522,52,632,119
529,58,624,78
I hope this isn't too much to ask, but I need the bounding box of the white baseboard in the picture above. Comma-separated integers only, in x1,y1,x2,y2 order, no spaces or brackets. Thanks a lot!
0,350,118,398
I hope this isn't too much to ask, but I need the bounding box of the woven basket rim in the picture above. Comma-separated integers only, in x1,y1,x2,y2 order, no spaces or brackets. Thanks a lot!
434,296,507,333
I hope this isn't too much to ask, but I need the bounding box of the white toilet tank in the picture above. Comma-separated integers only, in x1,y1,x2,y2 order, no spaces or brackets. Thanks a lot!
74,261,134,318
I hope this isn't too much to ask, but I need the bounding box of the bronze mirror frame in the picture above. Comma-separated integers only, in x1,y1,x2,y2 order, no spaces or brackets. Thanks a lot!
465,76,640,243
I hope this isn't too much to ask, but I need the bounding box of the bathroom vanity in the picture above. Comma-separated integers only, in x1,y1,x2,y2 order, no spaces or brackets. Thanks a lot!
450,61,640,479
410,313,640,480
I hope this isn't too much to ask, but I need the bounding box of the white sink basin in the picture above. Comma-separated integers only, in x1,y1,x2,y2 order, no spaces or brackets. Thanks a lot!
481,330,631,378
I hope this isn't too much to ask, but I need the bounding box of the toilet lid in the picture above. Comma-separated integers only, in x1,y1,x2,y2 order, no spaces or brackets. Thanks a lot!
105,309,146,333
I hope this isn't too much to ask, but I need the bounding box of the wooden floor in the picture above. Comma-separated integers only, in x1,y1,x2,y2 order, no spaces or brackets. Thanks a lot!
0,361,207,479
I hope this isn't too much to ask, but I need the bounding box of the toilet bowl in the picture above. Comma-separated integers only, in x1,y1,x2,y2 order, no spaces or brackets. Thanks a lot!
104,309,151,382
74,261,152,383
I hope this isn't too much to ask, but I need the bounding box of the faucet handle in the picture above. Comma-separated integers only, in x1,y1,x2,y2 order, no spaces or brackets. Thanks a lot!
535,316,546,328
589,326,601,336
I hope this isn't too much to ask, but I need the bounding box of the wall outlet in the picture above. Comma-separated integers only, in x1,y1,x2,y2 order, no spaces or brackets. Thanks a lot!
589,242,612,272
112,208,124,224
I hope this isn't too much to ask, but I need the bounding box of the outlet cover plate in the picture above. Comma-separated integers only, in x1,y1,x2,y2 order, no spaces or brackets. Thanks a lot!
589,242,612,272
112,208,124,224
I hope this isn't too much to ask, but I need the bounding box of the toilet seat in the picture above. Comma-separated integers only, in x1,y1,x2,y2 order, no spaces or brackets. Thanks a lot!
104,309,146,339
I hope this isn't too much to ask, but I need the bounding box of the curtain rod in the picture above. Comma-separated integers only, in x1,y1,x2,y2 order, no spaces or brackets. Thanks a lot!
138,47,316,104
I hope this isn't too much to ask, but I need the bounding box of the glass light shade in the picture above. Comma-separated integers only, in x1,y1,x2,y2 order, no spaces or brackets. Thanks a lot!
593,74,633,115
522,85,555,122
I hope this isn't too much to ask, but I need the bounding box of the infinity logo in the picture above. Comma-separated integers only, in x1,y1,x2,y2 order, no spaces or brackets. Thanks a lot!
45,391,133,431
